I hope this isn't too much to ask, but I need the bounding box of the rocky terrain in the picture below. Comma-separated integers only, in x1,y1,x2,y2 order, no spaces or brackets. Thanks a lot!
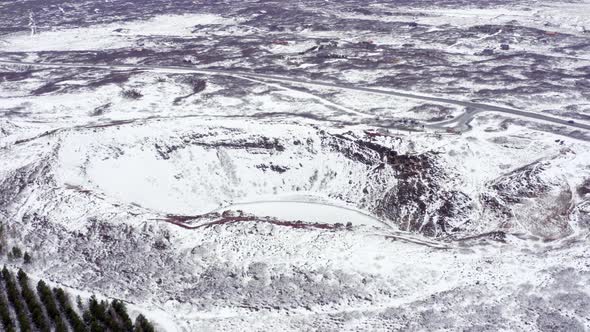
1,0,590,331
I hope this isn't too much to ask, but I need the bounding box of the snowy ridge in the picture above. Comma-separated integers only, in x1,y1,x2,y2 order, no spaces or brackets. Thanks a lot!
1,0,590,330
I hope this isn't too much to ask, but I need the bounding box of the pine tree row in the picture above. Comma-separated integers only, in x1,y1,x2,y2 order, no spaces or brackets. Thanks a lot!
83,295,155,332
54,287,87,332
2,266,32,332
0,266,158,331
0,288,16,332
17,269,51,332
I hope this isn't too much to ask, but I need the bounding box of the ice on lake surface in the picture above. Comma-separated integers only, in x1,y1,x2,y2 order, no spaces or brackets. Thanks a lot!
222,201,386,227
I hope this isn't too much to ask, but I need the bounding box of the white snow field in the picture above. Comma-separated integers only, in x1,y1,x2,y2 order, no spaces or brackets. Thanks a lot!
0,0,590,331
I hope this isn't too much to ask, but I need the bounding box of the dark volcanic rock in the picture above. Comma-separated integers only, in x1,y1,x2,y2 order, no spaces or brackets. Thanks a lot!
325,134,473,237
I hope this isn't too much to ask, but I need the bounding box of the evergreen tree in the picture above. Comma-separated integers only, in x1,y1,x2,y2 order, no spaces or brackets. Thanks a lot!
77,295,84,310
17,269,50,332
2,269,157,332
55,317,68,332
134,314,155,332
90,319,104,332
105,307,123,332
37,280,68,330
0,291,15,332
85,295,128,331
23,252,32,264
2,266,31,332
112,299,134,331
87,295,107,323
11,246,22,259
54,287,87,332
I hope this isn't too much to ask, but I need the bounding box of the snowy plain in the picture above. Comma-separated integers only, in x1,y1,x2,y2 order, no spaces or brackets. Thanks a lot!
0,0,590,331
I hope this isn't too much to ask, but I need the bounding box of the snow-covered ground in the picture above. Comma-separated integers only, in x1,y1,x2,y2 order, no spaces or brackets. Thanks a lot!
1,13,241,52
1,0,590,331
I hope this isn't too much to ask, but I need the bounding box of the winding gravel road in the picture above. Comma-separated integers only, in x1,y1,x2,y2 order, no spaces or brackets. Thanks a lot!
2,59,590,135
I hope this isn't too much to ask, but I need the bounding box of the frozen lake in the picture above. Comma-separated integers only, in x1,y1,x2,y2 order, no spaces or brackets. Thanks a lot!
222,201,387,228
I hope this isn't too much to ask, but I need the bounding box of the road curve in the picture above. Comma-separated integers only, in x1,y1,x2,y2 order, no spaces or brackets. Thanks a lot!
2,59,590,133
